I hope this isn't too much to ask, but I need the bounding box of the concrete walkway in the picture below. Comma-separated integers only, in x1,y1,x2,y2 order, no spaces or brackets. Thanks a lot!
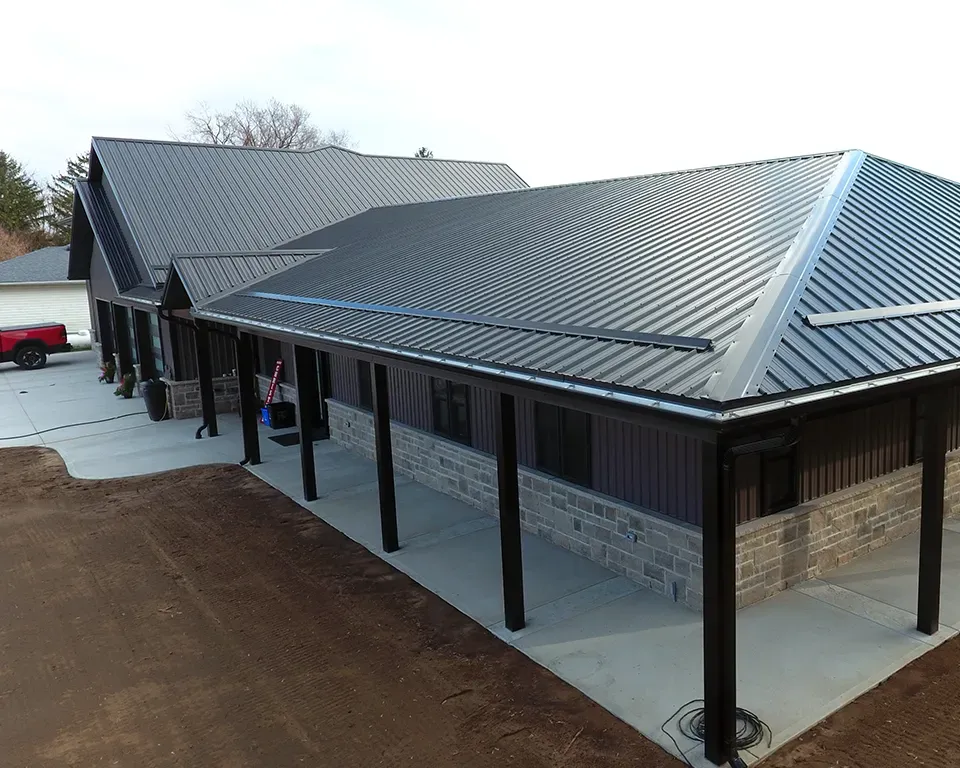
2,352,956,766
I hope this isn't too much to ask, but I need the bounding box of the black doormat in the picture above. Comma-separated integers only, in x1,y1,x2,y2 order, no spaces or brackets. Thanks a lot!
268,432,300,447
266,425,330,447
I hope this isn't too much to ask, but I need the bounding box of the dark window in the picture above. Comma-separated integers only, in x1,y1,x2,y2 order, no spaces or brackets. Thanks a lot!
261,337,286,381
358,360,373,410
761,448,797,515
431,378,470,444
534,403,591,487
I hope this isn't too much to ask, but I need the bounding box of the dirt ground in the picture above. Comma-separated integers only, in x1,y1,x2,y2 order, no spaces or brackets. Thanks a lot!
0,448,682,768
762,632,960,767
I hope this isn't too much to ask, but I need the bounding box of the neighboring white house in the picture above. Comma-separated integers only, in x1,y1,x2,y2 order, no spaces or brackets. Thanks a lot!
0,246,92,333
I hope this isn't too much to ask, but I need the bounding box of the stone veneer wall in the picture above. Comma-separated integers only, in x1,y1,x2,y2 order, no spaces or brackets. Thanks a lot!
736,454,960,608
162,375,240,420
327,399,704,610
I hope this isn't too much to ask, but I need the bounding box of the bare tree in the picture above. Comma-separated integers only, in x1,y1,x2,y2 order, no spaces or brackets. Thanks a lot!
414,147,434,158
177,99,353,150
0,225,33,262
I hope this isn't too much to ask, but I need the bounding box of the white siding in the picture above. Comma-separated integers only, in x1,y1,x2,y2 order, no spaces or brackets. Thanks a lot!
0,283,92,333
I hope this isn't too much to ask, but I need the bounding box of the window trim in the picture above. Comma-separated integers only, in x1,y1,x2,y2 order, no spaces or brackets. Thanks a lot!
430,377,471,445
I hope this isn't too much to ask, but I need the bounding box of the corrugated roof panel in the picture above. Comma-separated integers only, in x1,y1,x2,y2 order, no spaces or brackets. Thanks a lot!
173,251,321,305
205,153,843,400
93,139,527,272
761,154,960,395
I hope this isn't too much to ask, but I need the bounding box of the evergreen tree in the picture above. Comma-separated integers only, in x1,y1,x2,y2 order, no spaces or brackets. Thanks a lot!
47,151,89,245
0,151,44,235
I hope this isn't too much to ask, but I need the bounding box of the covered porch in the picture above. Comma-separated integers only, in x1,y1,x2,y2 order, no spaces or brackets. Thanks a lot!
4,351,957,766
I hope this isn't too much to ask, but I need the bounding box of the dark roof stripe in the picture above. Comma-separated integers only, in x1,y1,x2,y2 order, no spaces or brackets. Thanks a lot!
242,290,713,350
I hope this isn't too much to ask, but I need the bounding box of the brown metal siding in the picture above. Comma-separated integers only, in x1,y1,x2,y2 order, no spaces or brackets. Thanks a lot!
948,387,960,451
388,368,432,431
734,454,761,524
329,353,360,406
799,399,912,502
470,387,497,454
591,416,703,525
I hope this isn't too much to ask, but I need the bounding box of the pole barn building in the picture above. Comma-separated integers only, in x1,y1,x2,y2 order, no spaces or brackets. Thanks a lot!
72,144,960,765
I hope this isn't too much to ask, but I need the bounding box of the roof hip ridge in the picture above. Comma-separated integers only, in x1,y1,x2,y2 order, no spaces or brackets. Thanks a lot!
702,149,868,403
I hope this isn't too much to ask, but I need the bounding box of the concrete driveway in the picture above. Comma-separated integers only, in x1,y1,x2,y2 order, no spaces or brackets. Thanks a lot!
3,352,957,766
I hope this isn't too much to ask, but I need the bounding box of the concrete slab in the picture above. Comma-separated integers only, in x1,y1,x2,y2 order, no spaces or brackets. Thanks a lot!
309,481,490,551
820,528,960,630
392,525,615,628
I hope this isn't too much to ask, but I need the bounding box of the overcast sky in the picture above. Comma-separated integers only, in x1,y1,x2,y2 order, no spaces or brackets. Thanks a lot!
4,0,957,188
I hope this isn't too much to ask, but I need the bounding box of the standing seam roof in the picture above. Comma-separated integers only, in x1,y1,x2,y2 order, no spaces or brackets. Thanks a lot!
763,153,960,395
91,139,527,272
203,152,845,401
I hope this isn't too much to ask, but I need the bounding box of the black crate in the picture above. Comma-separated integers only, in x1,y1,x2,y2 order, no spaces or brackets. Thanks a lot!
267,401,297,429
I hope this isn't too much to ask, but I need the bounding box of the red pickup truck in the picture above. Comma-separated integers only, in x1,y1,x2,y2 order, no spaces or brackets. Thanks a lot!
0,323,72,369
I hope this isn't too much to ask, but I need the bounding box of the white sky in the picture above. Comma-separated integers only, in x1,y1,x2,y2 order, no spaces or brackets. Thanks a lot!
3,0,958,187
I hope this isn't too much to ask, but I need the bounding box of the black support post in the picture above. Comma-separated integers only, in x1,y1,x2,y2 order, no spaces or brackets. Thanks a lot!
495,392,525,632
918,387,948,635
194,319,218,438
294,344,319,501
701,437,737,766
372,363,399,553
237,332,261,466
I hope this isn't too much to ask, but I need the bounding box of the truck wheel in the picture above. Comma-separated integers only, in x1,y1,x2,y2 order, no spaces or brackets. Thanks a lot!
15,346,47,370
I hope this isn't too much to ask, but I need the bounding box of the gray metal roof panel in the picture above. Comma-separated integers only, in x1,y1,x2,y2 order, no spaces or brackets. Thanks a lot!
171,251,322,305
204,152,844,401
0,246,70,283
761,154,960,395
92,138,527,272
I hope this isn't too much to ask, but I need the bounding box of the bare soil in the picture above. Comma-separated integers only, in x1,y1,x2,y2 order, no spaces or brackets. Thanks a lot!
763,632,960,767
0,448,681,768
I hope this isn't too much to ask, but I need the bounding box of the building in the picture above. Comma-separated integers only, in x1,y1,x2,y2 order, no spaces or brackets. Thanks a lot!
77,146,960,765
67,137,527,415
0,246,91,332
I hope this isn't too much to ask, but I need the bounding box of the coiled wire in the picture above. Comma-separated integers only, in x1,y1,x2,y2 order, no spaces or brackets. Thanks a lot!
661,699,771,766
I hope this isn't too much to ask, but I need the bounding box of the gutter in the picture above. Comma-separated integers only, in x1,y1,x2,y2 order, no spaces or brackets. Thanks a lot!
194,308,960,432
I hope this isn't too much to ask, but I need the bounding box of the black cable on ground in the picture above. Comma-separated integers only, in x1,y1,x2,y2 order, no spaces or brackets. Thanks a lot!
0,411,148,442
661,699,770,767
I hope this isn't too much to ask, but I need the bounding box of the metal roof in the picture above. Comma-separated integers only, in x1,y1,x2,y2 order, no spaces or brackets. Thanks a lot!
75,181,142,292
90,138,527,273
166,251,323,308
0,246,70,284
763,153,960,395
202,151,847,403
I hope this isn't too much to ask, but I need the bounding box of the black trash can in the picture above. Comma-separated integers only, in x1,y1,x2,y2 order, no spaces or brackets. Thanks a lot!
267,401,296,429
142,379,169,422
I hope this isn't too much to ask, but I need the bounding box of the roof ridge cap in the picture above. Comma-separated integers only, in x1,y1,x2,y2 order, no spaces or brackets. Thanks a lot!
702,149,868,403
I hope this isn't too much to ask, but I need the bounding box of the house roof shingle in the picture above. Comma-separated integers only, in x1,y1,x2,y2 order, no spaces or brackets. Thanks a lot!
0,246,71,284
